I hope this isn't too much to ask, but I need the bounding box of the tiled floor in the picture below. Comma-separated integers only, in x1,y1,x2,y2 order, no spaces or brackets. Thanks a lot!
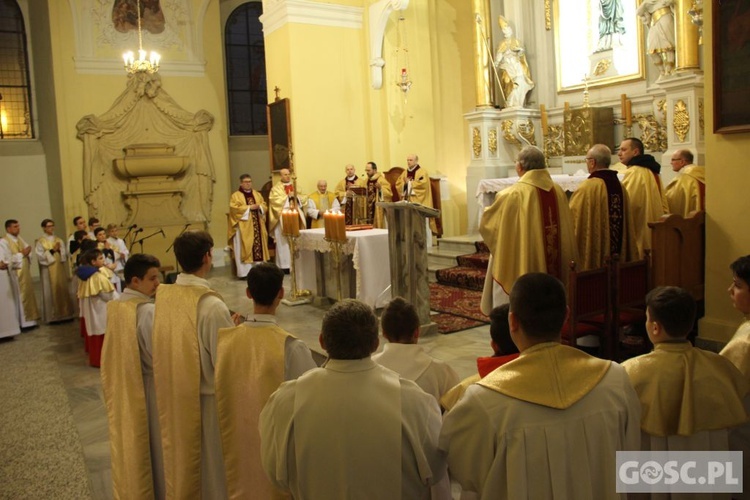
2,265,493,499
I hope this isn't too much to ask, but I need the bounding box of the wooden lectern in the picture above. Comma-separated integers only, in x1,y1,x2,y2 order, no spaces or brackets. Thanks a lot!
377,201,440,336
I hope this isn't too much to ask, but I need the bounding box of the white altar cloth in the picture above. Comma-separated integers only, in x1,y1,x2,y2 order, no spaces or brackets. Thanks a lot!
295,228,392,308
475,173,623,225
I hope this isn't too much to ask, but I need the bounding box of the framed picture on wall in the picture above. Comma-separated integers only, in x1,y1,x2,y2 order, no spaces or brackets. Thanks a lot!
553,0,645,92
713,0,750,134
267,98,292,170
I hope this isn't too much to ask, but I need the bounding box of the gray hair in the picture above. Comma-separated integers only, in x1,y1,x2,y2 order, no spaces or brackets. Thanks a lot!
676,149,694,163
516,146,546,172
588,144,612,168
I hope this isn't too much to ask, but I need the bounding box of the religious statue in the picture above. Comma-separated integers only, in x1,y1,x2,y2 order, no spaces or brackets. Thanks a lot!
636,0,676,77
596,0,626,51
495,16,535,109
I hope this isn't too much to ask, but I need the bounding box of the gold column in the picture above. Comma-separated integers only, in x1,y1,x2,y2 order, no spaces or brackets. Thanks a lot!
675,0,700,70
472,0,494,108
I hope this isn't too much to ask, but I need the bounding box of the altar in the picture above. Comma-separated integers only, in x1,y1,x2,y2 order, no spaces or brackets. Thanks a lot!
294,228,392,308
474,172,623,226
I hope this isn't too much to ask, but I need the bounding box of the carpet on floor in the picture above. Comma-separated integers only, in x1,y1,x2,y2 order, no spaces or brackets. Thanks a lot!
435,241,490,291
430,282,489,334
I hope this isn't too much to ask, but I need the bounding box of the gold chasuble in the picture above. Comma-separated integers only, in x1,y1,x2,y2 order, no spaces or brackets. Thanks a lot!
356,172,392,228
721,319,750,381
37,236,74,319
665,165,706,217
621,165,669,255
307,191,337,229
3,235,40,321
268,181,302,234
152,284,220,498
228,189,269,264
623,342,748,437
569,170,639,271
215,324,292,500
335,175,360,225
102,298,154,500
395,166,437,233
480,169,577,294
479,343,610,409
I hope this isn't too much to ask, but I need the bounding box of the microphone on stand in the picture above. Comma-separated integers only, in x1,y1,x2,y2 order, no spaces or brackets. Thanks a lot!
128,224,138,230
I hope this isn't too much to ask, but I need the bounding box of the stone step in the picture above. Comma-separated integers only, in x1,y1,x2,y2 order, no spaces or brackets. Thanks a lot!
427,246,466,269
435,234,481,255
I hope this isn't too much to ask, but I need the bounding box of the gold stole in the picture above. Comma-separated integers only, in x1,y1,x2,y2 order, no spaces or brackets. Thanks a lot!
102,298,155,500
215,324,292,500
479,343,610,409
152,284,219,498
38,236,73,318
4,235,39,320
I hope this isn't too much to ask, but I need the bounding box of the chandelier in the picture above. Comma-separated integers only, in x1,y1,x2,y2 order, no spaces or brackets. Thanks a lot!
123,0,161,74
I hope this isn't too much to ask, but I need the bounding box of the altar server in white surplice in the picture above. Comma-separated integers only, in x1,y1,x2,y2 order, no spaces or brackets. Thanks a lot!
441,273,641,500
0,245,21,339
373,296,459,402
260,299,447,500
2,219,40,328
35,219,75,323
102,253,165,499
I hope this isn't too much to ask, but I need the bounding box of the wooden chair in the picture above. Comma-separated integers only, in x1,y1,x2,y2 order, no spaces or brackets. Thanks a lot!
610,254,651,360
384,167,404,202
429,177,444,238
260,180,275,256
648,210,705,301
563,261,613,358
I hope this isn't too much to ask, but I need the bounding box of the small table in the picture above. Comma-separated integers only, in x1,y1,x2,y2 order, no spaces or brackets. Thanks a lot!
295,228,392,308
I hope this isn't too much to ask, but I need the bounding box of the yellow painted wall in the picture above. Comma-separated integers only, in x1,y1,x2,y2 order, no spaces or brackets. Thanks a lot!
264,0,474,233
46,1,230,249
700,2,750,342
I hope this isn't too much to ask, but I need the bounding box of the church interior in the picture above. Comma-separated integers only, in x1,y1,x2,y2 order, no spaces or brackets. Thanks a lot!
2,0,750,497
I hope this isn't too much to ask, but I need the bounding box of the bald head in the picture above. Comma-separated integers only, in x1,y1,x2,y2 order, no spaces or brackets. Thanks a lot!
345,164,356,177
406,154,419,169
280,169,291,183
317,180,328,193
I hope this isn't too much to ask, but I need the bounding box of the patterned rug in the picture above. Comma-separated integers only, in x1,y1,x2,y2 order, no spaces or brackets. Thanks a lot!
430,282,489,334
435,241,490,292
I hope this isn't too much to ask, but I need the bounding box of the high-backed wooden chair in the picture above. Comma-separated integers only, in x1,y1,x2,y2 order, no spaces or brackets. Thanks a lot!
384,167,404,202
429,177,444,237
648,210,705,301
260,180,275,256
563,261,613,359
611,254,651,359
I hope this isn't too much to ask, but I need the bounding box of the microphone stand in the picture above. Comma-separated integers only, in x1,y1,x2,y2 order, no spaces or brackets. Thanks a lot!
165,223,191,274
128,229,144,252
132,229,164,254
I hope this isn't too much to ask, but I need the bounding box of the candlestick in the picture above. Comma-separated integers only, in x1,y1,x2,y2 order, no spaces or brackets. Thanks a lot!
620,94,627,117
540,104,548,135
564,101,570,113
625,99,632,127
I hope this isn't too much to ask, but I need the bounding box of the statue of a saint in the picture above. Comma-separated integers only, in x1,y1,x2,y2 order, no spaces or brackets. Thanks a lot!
636,0,676,77
495,16,535,109
596,0,626,51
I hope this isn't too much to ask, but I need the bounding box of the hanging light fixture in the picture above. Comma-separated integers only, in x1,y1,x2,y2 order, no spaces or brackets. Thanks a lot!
395,16,412,94
123,0,161,74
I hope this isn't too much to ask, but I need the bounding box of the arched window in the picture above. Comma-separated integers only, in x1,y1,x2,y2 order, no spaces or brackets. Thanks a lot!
225,2,267,136
0,0,33,139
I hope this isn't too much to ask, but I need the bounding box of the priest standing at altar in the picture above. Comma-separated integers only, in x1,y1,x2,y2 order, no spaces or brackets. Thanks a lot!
569,144,638,271
306,180,340,229
228,174,269,278
335,164,359,225
268,168,306,271
356,161,392,228
396,154,437,244
479,146,576,314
